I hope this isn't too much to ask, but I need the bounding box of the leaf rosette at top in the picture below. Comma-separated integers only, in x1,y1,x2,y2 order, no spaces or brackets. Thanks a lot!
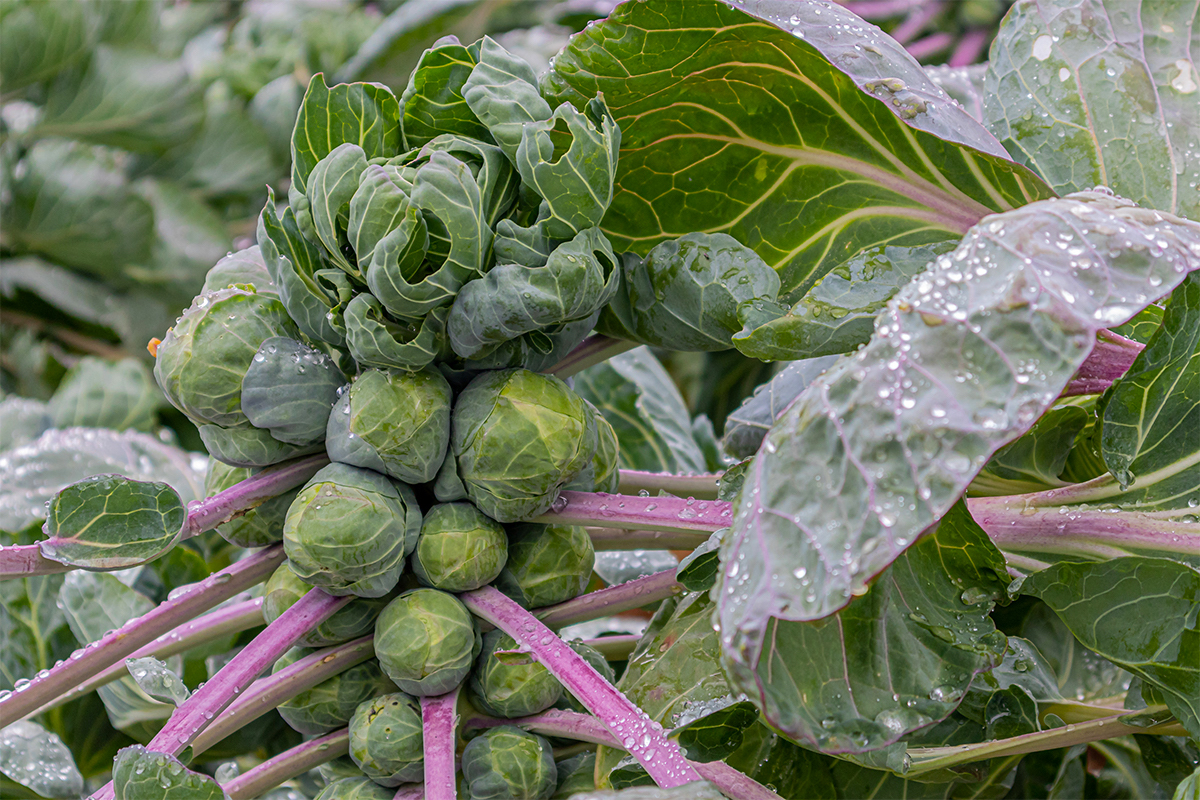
542,0,1054,301
983,0,1200,219
400,36,493,148
719,190,1200,658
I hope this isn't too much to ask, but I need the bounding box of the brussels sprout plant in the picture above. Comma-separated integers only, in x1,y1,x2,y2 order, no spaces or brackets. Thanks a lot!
2,1,1199,800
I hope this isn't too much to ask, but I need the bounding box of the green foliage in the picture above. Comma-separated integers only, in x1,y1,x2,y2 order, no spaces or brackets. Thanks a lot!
47,357,160,432
112,746,223,800
412,502,509,592
314,777,395,800
373,588,480,696
347,692,424,786
460,725,557,800
274,648,396,736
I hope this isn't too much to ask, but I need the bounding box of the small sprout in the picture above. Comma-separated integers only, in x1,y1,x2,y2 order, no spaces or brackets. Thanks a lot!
493,522,594,609
468,630,562,718
373,588,480,696
348,692,424,786
273,649,396,735
412,502,508,592
460,725,557,800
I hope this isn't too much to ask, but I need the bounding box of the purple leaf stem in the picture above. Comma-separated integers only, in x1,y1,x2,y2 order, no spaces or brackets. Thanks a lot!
617,470,721,500
904,31,954,60
539,491,731,534
536,569,684,630
948,28,989,67
839,0,926,20
548,334,637,378
580,634,641,660
222,728,349,800
1063,330,1144,396
891,0,942,44
464,709,781,800
459,586,701,788
0,544,71,579
182,453,328,536
25,597,265,720
588,526,712,552
89,587,351,800
0,545,285,726
421,686,461,800
190,634,375,756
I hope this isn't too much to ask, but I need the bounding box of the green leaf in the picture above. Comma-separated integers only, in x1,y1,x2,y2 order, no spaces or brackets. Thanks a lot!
462,36,552,162
732,241,957,360
36,45,204,152
48,357,160,433
349,165,417,271
543,0,1054,300
241,337,344,447
721,356,839,460
447,227,619,359
0,1,96,93
344,294,447,372
984,0,1200,219
1174,767,1200,800
0,570,74,694
574,347,709,474
0,428,203,536
112,746,224,800
400,36,491,148
197,424,322,470
983,685,1041,740
723,502,1009,754
674,529,724,593
969,405,1088,496
409,150,493,288
307,143,370,277
669,699,759,762
202,247,276,297
289,74,401,197
1022,557,1200,738
0,721,84,800
125,656,191,707
134,177,231,295
0,397,51,453
720,190,1200,650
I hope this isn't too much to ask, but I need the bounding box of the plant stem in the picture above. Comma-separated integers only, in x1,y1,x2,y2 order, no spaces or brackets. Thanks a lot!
536,569,684,630
617,470,722,500
1063,329,1144,396
460,586,701,788
587,526,712,552
463,709,781,800
0,544,72,579
24,597,266,720
579,634,640,660
222,728,349,800
548,335,638,378
421,686,461,800
190,635,374,756
0,545,285,726
89,587,351,800
539,491,731,534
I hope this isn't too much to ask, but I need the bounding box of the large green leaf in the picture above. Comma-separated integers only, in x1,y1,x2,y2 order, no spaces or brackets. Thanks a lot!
542,0,1054,299
968,405,1089,497
399,36,490,149
984,0,1200,219
0,570,74,692
1021,557,1200,738
0,397,51,453
719,191,1200,658
47,357,160,433
0,1,96,93
112,746,224,800
0,721,83,799
721,356,839,459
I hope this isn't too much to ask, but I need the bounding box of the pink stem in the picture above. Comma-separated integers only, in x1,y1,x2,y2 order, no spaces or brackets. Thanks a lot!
0,545,285,726
838,0,927,20
0,545,71,579
538,491,731,534
891,0,942,44
1063,330,1144,395
222,728,350,800
617,469,721,500
421,687,462,800
547,334,636,378
948,28,989,66
536,569,683,629
905,31,954,60
459,586,701,788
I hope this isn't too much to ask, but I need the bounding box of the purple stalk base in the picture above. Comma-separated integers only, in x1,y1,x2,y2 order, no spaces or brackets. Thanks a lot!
182,453,328,536
222,728,349,800
0,544,71,579
588,526,712,552
190,634,374,755
540,491,731,534
0,545,285,726
464,709,781,800
1063,330,1143,396
617,470,721,501
89,587,351,800
460,586,701,788
548,334,637,378
421,687,461,800
537,569,684,630
26,597,265,720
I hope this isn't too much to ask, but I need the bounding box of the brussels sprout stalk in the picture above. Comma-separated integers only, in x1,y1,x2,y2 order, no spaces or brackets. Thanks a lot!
536,569,684,629
587,526,712,552
460,585,702,788
420,686,462,800
616,469,722,500
1062,329,1144,396
549,334,637,378
0,545,286,726
221,728,350,800
89,587,352,800
538,491,731,534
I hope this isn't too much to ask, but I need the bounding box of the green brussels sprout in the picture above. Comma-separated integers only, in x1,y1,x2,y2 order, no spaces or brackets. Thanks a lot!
204,461,300,548
202,246,277,295
552,752,596,798
374,588,480,696
283,463,421,598
411,503,507,592
325,367,451,485
468,630,562,718
564,404,619,493
493,523,594,609
461,726,557,800
263,562,392,647
447,369,597,523
273,648,396,735
198,423,323,469
154,286,301,428
240,337,346,446
347,692,424,786
314,777,395,800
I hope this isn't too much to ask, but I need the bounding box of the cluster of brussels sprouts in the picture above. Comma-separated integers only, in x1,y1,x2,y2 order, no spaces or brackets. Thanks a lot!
152,34,627,798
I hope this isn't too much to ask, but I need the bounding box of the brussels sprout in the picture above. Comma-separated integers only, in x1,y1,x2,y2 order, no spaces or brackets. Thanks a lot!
202,246,277,295
448,369,597,523
241,337,345,446
468,630,562,718
263,562,391,647
347,692,423,786
283,463,421,598
314,777,395,800
461,726,557,800
273,648,395,735
411,503,507,592
374,588,479,696
198,423,323,469
204,461,300,547
493,523,594,609
325,367,451,485
552,752,596,797
564,404,619,493
154,286,301,428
